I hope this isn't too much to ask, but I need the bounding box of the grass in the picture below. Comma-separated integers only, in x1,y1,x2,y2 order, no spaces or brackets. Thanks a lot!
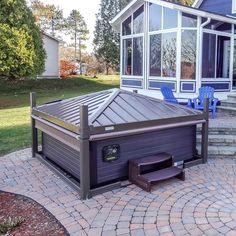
0,75,119,156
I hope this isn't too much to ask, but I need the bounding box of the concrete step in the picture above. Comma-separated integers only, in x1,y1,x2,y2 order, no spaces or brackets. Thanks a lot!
220,100,236,108
197,134,236,146
217,106,236,116
197,145,236,157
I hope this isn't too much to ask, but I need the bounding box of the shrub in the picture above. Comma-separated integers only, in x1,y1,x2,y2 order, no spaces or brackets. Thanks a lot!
60,60,76,78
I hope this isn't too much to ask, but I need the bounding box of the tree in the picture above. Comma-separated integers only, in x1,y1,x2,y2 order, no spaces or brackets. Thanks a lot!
30,0,64,36
93,0,131,75
170,0,194,6
0,0,46,79
65,10,89,74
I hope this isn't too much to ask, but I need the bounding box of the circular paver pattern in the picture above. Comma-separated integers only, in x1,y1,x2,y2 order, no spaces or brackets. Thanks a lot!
0,149,236,236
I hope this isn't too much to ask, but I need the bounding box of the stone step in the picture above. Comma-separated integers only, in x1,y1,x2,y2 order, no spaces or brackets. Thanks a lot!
217,106,236,115
197,128,236,135
220,100,236,108
228,93,236,101
197,145,236,157
197,135,236,146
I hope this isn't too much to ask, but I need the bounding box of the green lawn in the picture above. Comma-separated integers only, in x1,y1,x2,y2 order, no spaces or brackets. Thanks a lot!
0,75,119,156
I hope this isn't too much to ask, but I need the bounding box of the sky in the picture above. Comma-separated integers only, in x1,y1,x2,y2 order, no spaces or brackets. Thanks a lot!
40,0,101,53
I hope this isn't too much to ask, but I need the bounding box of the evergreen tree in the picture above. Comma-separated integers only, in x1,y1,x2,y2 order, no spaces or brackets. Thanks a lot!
65,10,89,74
30,0,64,36
0,0,46,79
93,0,131,75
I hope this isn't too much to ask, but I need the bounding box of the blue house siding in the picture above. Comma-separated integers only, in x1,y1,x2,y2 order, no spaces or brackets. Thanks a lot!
199,0,236,17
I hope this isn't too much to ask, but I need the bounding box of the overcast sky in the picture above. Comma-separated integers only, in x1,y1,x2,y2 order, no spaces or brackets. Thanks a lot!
40,0,101,52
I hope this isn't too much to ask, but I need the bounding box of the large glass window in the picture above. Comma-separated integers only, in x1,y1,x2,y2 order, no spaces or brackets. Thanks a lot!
150,34,161,76
149,33,177,78
133,6,144,34
122,16,131,36
182,13,197,28
123,39,132,75
133,37,143,76
149,3,162,32
162,33,177,77
202,33,216,78
202,33,230,78
163,7,178,29
181,30,197,80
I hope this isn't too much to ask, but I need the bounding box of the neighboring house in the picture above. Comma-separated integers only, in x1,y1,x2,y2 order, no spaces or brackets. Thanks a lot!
37,32,60,79
111,0,236,100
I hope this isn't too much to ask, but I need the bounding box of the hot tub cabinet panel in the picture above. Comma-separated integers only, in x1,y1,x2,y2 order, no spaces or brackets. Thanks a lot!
42,133,81,180
31,89,209,199
42,126,196,187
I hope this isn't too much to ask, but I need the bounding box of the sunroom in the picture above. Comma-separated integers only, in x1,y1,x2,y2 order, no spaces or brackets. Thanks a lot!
111,0,236,100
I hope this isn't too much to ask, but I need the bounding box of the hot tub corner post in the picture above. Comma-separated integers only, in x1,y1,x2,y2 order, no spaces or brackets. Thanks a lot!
30,92,38,158
201,98,209,164
80,104,91,200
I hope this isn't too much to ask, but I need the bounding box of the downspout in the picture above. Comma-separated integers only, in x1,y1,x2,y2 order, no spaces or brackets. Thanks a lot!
201,17,211,28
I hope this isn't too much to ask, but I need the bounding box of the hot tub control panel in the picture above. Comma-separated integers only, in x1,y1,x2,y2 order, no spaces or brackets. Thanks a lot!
102,145,120,162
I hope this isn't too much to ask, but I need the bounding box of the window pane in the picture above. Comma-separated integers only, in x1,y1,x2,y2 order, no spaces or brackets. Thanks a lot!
122,16,131,35
202,33,216,78
162,33,177,77
123,39,132,75
149,3,162,31
133,6,144,34
182,13,197,28
133,37,143,76
163,7,178,29
203,19,231,32
150,34,162,76
216,36,230,78
181,30,197,80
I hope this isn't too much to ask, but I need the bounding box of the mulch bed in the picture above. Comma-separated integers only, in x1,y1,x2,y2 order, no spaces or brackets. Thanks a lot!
0,191,69,236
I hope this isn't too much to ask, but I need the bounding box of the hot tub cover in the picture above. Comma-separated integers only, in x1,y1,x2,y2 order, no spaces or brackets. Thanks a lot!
33,88,202,129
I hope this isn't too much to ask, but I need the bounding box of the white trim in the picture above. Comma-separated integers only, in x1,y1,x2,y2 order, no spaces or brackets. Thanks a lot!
192,0,203,8
232,0,236,14
149,76,177,81
176,11,182,93
201,78,231,81
111,0,236,32
196,16,201,93
121,75,143,79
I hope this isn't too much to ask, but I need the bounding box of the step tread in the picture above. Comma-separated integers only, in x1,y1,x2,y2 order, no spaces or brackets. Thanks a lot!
130,153,172,167
221,100,236,104
217,106,236,111
141,167,183,183
197,134,236,141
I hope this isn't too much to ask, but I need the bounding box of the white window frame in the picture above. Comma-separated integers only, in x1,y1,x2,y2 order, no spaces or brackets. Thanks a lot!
120,5,145,81
232,0,236,14
201,29,232,81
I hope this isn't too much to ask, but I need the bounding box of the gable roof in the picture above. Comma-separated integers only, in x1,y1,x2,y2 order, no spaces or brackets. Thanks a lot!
42,32,60,42
33,89,202,129
111,0,236,31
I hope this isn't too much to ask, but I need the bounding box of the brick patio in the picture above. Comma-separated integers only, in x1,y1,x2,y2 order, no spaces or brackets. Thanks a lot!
0,148,236,236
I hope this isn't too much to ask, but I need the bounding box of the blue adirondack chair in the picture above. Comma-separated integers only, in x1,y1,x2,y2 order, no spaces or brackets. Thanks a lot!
161,86,192,107
193,86,219,118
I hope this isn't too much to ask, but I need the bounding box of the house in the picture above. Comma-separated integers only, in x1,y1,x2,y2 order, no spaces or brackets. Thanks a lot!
111,0,236,100
37,32,60,79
